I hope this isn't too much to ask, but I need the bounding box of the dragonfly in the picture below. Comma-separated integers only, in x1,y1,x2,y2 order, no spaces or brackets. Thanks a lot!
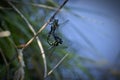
46,18,69,56
47,19,63,46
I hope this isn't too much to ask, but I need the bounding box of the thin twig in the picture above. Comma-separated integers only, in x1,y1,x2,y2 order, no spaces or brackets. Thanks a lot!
14,49,25,80
7,1,47,78
47,53,69,76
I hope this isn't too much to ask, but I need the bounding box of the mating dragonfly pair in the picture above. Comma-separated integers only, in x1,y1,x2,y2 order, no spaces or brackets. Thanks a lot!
47,19,63,46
